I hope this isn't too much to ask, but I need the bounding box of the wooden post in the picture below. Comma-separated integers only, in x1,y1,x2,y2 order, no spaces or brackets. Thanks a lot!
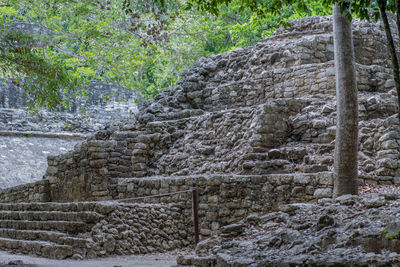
192,183,199,245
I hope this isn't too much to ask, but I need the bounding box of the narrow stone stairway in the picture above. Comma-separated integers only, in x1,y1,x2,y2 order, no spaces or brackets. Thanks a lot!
0,202,106,259
0,201,189,259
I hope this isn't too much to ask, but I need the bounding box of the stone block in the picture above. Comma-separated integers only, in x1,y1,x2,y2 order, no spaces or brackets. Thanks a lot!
293,174,310,185
89,159,107,168
46,166,58,176
313,188,332,199
132,163,146,171
208,195,219,204
318,173,334,185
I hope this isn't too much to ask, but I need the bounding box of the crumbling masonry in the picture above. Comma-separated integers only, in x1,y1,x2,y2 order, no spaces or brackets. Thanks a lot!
0,16,398,259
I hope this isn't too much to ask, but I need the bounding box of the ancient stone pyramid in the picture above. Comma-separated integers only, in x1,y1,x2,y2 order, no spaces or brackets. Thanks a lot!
0,16,398,259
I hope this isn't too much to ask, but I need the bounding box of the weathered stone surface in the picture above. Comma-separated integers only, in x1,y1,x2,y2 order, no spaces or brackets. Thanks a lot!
114,174,334,237
362,195,386,208
185,192,400,266
220,223,244,237
0,201,188,259
0,15,399,263
30,14,399,207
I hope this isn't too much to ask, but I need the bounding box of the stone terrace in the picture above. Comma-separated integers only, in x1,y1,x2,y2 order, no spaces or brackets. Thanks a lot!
0,16,398,259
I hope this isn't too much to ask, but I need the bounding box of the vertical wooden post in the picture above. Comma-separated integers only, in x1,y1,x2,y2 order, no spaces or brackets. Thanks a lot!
192,183,199,245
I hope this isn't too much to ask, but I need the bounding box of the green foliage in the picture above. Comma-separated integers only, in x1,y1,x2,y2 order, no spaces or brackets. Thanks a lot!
382,230,400,239
321,0,397,22
0,27,80,110
0,0,332,107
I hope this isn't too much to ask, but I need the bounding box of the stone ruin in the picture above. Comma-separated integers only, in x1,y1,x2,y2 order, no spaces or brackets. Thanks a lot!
0,15,398,260
0,80,140,133
0,80,140,187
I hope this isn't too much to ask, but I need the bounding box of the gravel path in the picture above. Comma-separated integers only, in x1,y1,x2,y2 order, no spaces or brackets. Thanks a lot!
0,251,178,267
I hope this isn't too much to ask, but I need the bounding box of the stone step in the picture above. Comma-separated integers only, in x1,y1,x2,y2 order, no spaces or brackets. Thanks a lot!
297,164,330,173
0,211,103,223
143,106,257,126
0,237,74,259
0,202,118,259
0,228,93,248
241,153,268,161
0,202,114,215
309,143,335,153
152,109,205,121
110,130,148,140
114,173,334,206
0,220,88,234
136,109,206,124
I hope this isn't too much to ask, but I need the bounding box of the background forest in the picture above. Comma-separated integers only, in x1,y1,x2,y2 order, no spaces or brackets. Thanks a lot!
0,0,330,109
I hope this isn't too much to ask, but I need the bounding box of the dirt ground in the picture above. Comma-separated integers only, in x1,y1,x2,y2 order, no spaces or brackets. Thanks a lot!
0,251,179,267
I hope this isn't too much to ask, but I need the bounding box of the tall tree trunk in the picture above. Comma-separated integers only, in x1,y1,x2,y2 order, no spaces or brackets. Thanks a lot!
333,3,358,196
393,0,400,122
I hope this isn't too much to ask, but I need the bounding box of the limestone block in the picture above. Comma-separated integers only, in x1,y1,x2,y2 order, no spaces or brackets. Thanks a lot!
293,174,310,185
313,188,332,199
318,173,334,185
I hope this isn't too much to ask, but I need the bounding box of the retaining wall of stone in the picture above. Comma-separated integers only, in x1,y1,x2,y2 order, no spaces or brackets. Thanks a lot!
43,98,303,202
0,172,334,240
45,139,131,202
0,180,50,203
114,172,334,237
91,203,190,255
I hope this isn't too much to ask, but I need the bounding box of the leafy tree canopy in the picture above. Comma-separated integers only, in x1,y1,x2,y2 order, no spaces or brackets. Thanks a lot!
0,0,331,110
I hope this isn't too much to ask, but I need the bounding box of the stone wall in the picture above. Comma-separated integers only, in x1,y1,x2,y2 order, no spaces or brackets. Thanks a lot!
0,172,333,240
44,98,301,201
45,132,156,201
0,200,189,258
0,180,50,203
91,203,190,255
114,173,333,238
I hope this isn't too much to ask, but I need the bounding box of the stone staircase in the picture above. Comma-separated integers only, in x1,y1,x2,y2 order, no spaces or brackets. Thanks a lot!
0,202,105,259
0,201,188,259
